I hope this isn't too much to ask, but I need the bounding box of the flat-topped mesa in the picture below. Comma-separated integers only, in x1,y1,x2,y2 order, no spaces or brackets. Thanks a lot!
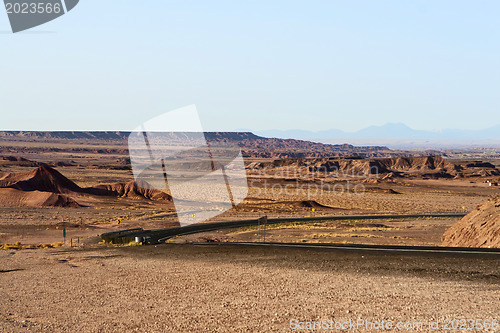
0,131,397,159
0,131,130,140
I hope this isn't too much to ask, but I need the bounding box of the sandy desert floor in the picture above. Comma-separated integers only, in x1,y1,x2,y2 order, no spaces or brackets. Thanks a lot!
1,244,499,332
1,161,498,248
1,135,500,332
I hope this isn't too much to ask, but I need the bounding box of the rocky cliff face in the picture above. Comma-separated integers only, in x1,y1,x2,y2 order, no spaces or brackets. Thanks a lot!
442,196,500,248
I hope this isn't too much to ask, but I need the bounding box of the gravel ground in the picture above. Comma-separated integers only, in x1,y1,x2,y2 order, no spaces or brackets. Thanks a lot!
1,244,499,332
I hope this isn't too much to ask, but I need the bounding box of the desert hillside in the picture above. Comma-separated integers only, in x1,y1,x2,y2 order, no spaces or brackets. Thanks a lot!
0,165,82,194
0,165,172,208
248,156,500,179
442,196,500,248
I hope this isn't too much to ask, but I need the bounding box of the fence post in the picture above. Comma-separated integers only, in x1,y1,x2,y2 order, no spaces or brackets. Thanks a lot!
257,217,261,242
258,216,268,243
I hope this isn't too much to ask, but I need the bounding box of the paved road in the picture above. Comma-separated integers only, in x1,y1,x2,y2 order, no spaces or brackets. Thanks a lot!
100,213,500,255
101,212,467,245
200,242,500,255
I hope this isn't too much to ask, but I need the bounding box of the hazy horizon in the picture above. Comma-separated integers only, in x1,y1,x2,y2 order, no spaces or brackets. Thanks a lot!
2,122,500,150
1,121,499,132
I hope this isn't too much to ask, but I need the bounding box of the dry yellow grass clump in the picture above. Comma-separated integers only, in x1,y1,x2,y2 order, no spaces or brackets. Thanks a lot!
311,233,382,239
0,242,64,250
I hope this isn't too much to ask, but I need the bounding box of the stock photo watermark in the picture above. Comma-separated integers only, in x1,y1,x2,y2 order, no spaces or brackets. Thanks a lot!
128,105,248,226
127,105,382,225
248,162,380,200
3,0,79,33
290,318,499,331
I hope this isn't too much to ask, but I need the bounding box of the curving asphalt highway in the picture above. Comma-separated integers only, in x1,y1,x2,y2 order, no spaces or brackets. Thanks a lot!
100,213,476,248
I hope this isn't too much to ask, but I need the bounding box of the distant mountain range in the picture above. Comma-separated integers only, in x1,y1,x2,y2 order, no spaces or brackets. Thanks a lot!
251,123,500,149
1,125,499,150
254,123,500,141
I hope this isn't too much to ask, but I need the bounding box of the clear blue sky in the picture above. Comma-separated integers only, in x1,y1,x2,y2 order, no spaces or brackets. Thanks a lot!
1,0,499,132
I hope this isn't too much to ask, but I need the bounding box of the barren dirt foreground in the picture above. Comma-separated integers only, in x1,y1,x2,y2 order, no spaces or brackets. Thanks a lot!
1,244,499,332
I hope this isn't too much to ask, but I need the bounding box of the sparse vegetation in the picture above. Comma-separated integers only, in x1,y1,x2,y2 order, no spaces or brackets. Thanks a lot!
310,233,382,239
0,241,64,250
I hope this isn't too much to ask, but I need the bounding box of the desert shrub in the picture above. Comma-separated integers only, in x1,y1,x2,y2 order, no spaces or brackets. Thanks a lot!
1,241,64,250
2,243,22,250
